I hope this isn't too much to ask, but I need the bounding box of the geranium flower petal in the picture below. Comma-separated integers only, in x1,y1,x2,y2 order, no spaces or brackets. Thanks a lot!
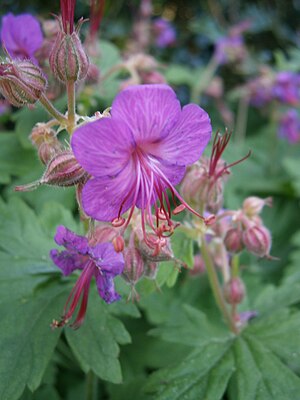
155,103,212,166
54,225,89,254
95,272,121,304
89,242,125,276
71,118,134,177
111,84,181,143
50,249,86,275
81,160,136,221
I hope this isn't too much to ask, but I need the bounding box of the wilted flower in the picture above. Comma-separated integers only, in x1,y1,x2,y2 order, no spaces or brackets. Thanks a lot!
50,225,124,328
153,18,176,48
0,13,43,63
72,84,212,250
278,109,300,143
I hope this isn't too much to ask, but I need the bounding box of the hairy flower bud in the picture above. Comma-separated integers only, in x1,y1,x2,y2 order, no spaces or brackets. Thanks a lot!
243,196,272,217
0,60,47,107
224,277,246,305
122,248,144,285
243,225,271,257
189,254,206,276
30,124,63,164
15,150,88,191
49,20,89,83
224,228,244,253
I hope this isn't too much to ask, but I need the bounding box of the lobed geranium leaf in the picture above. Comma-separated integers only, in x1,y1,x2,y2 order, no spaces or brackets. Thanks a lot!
0,285,68,400
65,290,131,384
144,302,300,399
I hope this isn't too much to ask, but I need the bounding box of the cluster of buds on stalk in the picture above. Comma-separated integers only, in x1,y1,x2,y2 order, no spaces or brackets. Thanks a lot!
87,212,179,302
181,131,274,331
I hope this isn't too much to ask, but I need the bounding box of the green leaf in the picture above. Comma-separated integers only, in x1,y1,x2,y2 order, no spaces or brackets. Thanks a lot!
65,291,131,384
164,65,195,86
144,303,300,399
0,285,68,400
0,133,39,184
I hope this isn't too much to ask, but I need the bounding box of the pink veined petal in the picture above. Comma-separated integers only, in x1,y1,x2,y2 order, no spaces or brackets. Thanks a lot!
111,84,181,143
81,159,137,221
154,103,212,166
71,118,134,178
89,242,125,276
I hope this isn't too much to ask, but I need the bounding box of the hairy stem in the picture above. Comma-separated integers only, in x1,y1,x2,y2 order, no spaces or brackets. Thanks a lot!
39,94,67,125
67,80,76,134
200,239,239,334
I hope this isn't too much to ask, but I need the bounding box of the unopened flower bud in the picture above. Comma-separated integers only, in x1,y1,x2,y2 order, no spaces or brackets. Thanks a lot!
15,151,88,191
224,277,245,304
144,262,158,280
0,60,47,107
243,225,271,257
189,254,206,276
112,236,125,253
224,228,244,253
49,20,89,83
206,179,224,214
122,248,144,285
30,124,62,164
243,196,272,217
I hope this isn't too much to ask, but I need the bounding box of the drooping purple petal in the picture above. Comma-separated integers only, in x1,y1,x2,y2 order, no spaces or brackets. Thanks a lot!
50,249,86,275
111,84,181,143
89,242,125,276
95,271,121,303
154,103,212,166
81,161,137,221
54,225,89,254
1,13,43,61
72,118,134,177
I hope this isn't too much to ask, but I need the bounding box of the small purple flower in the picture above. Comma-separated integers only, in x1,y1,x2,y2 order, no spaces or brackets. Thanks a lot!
0,13,43,63
50,225,124,328
272,71,300,105
71,84,212,252
153,18,176,48
278,109,300,143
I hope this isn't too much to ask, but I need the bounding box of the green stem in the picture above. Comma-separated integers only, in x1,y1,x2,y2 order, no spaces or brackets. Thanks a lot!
39,94,67,125
67,80,76,134
200,239,238,334
235,95,249,144
85,371,98,400
191,56,219,103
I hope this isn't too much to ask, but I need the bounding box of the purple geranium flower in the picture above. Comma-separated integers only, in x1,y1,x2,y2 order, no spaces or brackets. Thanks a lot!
71,84,212,252
50,225,124,328
0,13,43,63
272,71,300,105
153,18,176,48
278,109,300,143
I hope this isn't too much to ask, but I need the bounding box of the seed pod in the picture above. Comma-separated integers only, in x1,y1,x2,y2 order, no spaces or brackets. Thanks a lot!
0,60,47,107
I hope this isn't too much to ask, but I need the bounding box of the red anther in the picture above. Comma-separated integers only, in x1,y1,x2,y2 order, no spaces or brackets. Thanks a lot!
204,214,216,225
111,217,126,227
173,204,186,215
112,235,125,252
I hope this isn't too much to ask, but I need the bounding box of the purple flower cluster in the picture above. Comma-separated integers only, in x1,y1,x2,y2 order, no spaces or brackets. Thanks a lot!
50,226,124,328
0,13,43,63
278,109,300,143
248,70,300,107
71,84,212,251
153,18,176,48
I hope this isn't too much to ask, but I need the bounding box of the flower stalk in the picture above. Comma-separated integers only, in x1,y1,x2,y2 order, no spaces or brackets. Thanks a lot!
67,80,76,133
39,93,68,125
